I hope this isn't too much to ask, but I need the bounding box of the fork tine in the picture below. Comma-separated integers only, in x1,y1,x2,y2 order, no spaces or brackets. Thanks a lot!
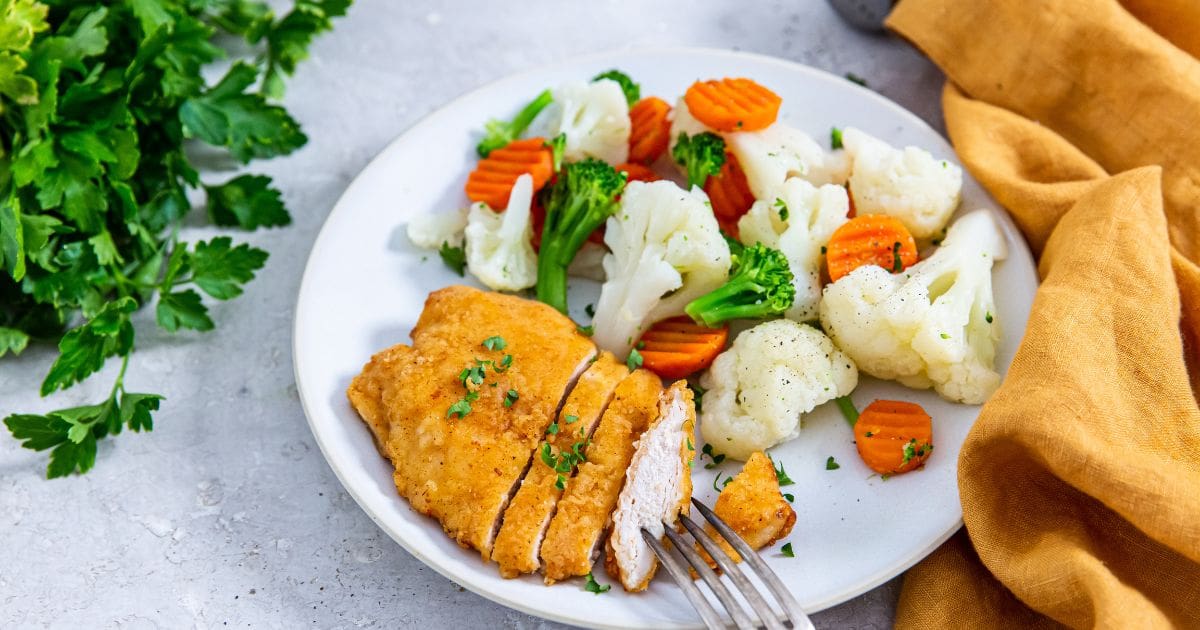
641,528,725,630
678,514,786,630
692,499,815,630
661,523,757,629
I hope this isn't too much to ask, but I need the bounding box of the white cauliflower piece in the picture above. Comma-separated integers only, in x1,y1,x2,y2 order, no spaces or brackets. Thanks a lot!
406,206,467,249
667,97,712,153
819,209,1008,404
725,123,845,200
699,319,858,460
592,180,731,356
539,80,631,165
463,174,538,291
841,126,963,239
738,178,849,321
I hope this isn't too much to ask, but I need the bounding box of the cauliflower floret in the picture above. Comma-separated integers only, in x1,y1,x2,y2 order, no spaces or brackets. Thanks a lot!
667,96,712,150
725,123,846,200
841,127,962,239
738,178,849,322
463,174,538,291
699,319,858,460
406,206,467,249
592,180,731,356
819,209,1008,404
538,80,631,165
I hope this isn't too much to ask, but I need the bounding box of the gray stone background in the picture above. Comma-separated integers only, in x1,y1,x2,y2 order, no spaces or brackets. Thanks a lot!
0,1,946,627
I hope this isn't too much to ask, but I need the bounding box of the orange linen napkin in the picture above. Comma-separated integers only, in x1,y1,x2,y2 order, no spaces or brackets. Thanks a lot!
883,0,1200,627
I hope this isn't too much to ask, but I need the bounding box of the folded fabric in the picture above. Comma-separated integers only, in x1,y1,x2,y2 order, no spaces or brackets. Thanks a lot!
884,0,1200,627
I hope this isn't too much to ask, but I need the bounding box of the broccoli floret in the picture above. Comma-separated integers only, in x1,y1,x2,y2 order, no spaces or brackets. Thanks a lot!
536,159,627,313
592,69,640,105
684,243,795,326
546,133,567,172
476,89,553,157
672,132,726,189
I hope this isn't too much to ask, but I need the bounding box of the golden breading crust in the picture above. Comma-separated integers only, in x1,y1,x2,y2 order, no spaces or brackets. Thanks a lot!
539,369,663,584
699,450,797,569
346,344,411,458
491,352,628,578
349,286,595,560
605,380,696,592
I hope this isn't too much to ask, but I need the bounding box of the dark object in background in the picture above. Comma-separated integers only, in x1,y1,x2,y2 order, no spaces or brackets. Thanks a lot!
827,0,894,31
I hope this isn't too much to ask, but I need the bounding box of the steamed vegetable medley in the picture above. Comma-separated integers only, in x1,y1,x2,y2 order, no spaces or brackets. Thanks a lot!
407,71,1008,476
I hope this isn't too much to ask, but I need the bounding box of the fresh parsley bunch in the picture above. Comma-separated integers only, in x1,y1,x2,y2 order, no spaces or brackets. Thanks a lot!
0,0,350,478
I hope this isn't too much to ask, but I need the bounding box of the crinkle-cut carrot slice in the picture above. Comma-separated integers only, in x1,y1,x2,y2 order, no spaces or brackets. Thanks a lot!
465,137,553,210
615,162,661,183
683,78,781,132
854,399,933,475
703,151,755,237
627,97,672,164
825,214,918,282
636,316,729,379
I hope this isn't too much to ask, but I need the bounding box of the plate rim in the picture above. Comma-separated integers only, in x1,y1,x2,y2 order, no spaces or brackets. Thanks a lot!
293,45,1010,628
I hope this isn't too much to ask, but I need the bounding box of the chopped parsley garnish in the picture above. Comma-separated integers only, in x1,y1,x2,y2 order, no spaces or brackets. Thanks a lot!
781,542,795,558
555,475,567,491
459,364,487,387
585,303,596,318
494,354,514,372
825,456,840,470
891,241,903,272
584,572,611,594
772,456,795,486
447,398,472,419
690,383,707,412
482,335,507,351
940,333,951,339
626,347,643,372
565,414,580,424
504,389,519,408
845,72,868,87
901,439,917,465
783,493,794,503
701,443,726,469
865,431,875,437
830,127,843,150
712,472,725,492
439,242,466,276
577,324,594,337
985,312,994,324
546,422,559,435
774,198,789,222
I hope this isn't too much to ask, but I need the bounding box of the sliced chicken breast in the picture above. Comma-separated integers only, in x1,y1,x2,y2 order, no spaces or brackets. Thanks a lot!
606,380,696,591
540,369,663,584
346,344,411,458
699,450,796,569
491,351,628,578
352,286,595,560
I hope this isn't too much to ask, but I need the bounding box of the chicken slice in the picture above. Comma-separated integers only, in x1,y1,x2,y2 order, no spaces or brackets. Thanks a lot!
698,451,796,568
605,381,697,592
358,286,595,560
540,369,663,584
491,352,628,578
346,344,411,458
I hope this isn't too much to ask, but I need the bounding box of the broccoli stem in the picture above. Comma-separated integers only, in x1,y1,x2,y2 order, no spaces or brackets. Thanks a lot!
536,241,569,313
834,396,859,426
511,90,553,136
476,89,553,157
684,277,773,326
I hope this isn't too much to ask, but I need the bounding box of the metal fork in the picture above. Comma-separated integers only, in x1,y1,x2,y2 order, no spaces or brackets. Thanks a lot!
640,498,815,630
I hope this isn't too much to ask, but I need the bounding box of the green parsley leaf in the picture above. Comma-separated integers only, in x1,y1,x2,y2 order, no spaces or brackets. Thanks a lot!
180,62,307,162
546,422,559,435
156,290,215,333
565,414,579,424
845,72,868,87
940,333,951,339
781,542,794,558
189,237,269,300
774,197,789,222
439,241,466,276
771,456,795,486
830,127,843,150
585,303,596,318
626,347,643,372
504,389,519,408
584,571,611,594
42,298,136,396
0,327,31,358
825,456,840,471
783,493,794,503
986,312,994,324
260,0,352,99
482,335,506,351
205,175,291,229
494,354,513,372
891,242,903,272
447,399,472,419
689,383,706,412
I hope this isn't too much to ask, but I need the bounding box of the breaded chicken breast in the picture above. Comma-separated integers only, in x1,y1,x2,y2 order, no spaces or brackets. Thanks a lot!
346,344,411,458
491,352,628,578
606,381,696,592
540,369,662,584
350,286,595,560
699,450,796,568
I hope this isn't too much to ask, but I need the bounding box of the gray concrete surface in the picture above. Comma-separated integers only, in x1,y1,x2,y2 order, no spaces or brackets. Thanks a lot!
0,1,945,627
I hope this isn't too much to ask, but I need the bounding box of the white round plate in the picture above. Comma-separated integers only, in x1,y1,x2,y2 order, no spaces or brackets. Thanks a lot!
294,48,1037,629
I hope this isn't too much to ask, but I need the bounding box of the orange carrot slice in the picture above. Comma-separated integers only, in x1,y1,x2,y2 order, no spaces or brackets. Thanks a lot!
684,78,781,132
616,162,661,183
465,137,554,210
704,152,755,236
825,214,918,282
628,97,672,164
636,316,729,379
854,400,933,475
